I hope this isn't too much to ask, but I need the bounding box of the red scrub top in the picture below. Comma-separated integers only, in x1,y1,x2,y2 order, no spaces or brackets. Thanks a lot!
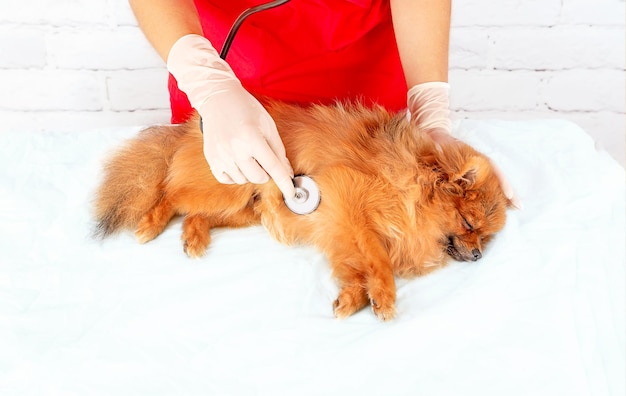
169,0,407,124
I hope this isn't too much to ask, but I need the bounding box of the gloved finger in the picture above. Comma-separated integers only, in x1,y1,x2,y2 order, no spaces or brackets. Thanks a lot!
424,128,458,153
490,159,522,210
426,128,456,143
236,156,270,184
212,168,235,184
214,162,247,185
216,172,235,184
260,120,294,180
273,172,297,200
252,143,296,199
225,168,248,185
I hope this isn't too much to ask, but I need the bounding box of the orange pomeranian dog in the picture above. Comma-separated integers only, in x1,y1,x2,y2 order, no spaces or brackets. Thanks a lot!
93,100,511,320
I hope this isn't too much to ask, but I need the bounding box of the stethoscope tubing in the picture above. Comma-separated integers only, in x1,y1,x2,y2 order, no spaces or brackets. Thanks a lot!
220,0,292,60
201,0,291,133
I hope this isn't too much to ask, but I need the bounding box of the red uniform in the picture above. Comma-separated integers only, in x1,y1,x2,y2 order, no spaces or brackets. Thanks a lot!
169,0,407,124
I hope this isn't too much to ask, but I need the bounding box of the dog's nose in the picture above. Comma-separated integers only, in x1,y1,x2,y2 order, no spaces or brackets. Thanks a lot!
471,249,482,261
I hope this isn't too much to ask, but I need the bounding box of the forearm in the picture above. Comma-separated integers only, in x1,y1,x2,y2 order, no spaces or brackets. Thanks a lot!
390,0,451,87
129,0,203,61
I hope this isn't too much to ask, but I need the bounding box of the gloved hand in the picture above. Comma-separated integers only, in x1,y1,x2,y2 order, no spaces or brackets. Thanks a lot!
407,81,455,149
167,34,295,198
408,82,520,208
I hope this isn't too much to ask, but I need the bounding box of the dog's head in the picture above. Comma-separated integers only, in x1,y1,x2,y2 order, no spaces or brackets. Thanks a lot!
433,144,512,262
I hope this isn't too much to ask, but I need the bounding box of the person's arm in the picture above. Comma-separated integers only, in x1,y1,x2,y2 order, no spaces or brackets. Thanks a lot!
390,0,450,87
390,0,452,142
391,0,519,206
128,1,296,198
129,0,203,61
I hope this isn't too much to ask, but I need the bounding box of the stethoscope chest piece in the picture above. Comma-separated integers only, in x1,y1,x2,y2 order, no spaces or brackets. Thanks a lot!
284,175,320,215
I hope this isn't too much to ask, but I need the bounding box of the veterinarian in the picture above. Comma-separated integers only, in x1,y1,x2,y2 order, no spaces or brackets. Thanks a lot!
129,0,463,200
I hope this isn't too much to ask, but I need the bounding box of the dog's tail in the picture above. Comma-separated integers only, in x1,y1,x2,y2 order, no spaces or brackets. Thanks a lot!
92,124,188,238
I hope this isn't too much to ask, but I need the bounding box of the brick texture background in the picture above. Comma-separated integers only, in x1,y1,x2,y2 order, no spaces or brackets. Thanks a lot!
1,0,624,165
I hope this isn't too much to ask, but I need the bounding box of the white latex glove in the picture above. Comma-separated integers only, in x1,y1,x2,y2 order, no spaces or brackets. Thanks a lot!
407,81,454,149
167,34,295,198
407,82,520,208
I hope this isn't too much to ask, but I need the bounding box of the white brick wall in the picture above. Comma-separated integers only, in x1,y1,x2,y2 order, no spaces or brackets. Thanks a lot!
1,0,624,165
449,0,625,165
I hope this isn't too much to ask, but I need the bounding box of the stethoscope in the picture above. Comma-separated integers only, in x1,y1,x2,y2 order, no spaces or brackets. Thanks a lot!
219,0,291,60
202,0,321,215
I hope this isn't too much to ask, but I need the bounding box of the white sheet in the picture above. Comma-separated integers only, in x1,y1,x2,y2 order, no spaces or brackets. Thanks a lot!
1,119,624,396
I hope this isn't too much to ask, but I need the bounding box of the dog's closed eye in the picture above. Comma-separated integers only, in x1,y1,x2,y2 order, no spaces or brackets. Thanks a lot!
460,215,473,231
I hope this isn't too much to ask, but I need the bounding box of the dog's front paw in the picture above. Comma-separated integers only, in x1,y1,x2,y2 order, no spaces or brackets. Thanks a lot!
333,285,369,319
369,288,396,321
370,300,396,321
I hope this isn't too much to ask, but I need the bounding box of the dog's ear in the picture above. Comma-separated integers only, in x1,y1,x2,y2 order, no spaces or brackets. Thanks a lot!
449,155,489,189
431,143,495,196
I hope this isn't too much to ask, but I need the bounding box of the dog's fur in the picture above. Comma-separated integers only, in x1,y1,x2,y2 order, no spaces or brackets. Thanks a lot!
93,101,511,320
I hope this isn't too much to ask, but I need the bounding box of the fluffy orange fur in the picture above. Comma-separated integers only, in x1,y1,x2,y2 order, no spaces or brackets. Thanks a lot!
94,101,511,320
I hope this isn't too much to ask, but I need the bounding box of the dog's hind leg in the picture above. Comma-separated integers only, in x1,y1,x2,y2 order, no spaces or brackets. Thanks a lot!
181,206,261,258
135,195,176,244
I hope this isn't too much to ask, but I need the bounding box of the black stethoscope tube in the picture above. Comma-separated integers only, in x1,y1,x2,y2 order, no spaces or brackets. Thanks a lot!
219,0,292,60
201,0,291,133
